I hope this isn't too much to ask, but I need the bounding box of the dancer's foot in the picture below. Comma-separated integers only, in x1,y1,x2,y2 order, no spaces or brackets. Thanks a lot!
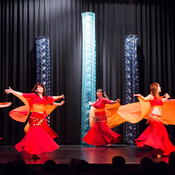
151,149,162,158
32,155,40,160
157,154,161,158
106,143,112,146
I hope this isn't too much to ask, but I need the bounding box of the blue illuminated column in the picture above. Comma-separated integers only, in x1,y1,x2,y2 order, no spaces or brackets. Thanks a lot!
81,12,96,144
125,34,139,144
36,37,51,125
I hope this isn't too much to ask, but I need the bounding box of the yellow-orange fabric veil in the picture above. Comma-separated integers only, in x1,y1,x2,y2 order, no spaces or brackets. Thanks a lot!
9,92,58,133
89,98,175,128
160,99,175,125
89,102,121,127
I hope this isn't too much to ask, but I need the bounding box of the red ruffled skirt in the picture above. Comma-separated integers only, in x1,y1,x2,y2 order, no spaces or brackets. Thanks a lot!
82,111,121,146
135,115,175,156
15,112,59,155
41,121,58,139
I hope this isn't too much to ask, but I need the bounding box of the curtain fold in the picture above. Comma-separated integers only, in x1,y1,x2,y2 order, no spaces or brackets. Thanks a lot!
93,0,175,143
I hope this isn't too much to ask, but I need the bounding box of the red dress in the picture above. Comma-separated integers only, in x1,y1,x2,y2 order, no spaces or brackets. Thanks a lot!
82,97,121,146
15,93,59,155
135,96,175,156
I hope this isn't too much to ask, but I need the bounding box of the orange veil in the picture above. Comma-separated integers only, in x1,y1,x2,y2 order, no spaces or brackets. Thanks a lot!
89,98,175,128
9,92,58,123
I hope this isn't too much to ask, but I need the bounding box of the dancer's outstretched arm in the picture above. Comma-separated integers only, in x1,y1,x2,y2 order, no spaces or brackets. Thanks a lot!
5,87,23,96
53,101,65,106
111,99,120,104
89,98,120,106
134,94,154,101
0,102,12,108
52,94,65,100
162,93,170,102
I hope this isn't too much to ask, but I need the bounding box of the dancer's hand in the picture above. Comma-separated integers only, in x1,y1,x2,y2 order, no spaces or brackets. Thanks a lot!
134,94,141,97
60,101,65,105
6,102,12,107
0,102,12,108
60,94,65,99
164,93,170,99
53,94,65,100
115,99,120,103
5,87,13,94
89,102,94,106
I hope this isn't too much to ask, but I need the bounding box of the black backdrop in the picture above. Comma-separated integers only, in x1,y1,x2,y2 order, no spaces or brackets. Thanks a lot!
0,0,175,145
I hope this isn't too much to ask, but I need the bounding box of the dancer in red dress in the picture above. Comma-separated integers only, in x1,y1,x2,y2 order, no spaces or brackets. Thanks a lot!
134,83,175,157
5,83,64,159
82,89,121,146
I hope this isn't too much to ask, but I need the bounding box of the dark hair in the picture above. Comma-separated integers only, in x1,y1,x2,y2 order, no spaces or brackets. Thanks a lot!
150,82,159,97
97,89,108,99
31,83,47,98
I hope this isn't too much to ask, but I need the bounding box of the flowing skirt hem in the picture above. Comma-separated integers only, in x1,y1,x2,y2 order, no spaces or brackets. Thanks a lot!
15,125,59,155
82,122,121,146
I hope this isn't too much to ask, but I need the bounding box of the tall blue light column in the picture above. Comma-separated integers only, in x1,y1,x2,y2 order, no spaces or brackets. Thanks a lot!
125,34,139,144
35,36,51,125
81,12,96,144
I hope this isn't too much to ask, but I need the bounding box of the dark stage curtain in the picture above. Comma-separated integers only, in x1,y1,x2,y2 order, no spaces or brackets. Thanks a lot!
0,0,175,145
93,0,175,143
0,0,83,145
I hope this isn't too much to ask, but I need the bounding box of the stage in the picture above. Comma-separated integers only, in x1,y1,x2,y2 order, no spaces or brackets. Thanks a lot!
0,145,169,164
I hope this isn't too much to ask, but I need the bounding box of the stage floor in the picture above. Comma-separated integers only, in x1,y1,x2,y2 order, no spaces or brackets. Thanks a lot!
0,145,169,164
